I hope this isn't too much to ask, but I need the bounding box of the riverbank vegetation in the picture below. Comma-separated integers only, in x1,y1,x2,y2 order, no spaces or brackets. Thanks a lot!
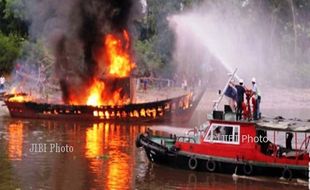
0,0,310,85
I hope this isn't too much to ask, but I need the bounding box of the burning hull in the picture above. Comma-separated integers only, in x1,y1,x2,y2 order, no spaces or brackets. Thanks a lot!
4,90,205,123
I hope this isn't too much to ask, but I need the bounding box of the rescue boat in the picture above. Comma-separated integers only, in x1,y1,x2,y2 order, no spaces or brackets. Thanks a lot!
136,114,309,180
136,71,309,180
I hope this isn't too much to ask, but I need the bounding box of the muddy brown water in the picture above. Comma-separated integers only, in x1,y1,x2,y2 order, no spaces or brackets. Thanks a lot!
0,113,308,190
0,88,309,189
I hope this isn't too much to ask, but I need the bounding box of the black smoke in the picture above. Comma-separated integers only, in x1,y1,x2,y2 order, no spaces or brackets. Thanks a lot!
52,0,134,103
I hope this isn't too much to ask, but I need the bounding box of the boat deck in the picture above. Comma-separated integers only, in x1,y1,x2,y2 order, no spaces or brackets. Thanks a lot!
150,136,176,149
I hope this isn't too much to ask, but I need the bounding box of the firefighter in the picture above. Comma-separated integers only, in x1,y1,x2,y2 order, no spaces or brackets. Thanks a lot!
286,132,293,150
251,77,261,120
235,79,246,120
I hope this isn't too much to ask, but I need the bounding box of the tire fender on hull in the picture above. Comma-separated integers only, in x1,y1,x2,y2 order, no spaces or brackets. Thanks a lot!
243,162,253,176
282,167,292,180
206,159,216,172
188,156,198,170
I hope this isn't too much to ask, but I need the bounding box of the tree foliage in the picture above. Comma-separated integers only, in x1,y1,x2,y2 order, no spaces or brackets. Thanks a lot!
1,0,310,82
0,33,22,73
133,0,187,77
132,0,310,84
0,0,27,37
0,0,27,74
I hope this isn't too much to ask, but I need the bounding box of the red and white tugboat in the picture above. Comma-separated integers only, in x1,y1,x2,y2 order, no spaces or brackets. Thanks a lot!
136,117,309,180
136,72,309,180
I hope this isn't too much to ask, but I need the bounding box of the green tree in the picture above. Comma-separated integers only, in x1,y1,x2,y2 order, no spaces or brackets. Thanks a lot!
0,0,28,37
133,0,186,77
0,0,27,74
0,33,23,73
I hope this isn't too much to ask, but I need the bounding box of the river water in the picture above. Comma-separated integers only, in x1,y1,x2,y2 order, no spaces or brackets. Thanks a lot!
0,89,309,190
0,116,308,190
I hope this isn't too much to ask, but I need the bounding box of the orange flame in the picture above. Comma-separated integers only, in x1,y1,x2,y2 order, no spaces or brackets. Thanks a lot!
105,30,135,77
86,80,105,106
69,30,135,106
8,95,29,102
8,88,32,102
85,79,129,106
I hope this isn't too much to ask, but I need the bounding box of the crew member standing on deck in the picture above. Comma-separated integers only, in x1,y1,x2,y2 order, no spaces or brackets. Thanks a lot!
235,79,246,120
251,77,261,120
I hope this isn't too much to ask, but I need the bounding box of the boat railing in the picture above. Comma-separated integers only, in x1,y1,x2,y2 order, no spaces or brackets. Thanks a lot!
299,135,310,152
177,136,196,144
265,136,309,160
186,127,198,136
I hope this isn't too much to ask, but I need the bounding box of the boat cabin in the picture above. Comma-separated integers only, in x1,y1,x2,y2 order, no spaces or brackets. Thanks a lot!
175,113,310,171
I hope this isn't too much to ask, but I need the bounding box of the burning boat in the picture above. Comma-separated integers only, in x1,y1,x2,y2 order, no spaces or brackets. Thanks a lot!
3,86,205,123
4,24,206,123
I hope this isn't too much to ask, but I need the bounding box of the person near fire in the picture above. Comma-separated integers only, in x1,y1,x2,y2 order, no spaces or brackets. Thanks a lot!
182,78,188,91
251,77,261,120
0,74,5,91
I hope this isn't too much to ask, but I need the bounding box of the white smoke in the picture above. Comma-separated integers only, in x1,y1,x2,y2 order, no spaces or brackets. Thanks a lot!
169,0,310,88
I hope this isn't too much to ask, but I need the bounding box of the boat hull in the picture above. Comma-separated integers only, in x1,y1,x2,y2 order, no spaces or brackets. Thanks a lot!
136,134,308,180
4,90,205,123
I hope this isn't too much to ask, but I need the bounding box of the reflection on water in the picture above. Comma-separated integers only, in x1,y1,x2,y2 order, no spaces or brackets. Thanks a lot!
0,118,307,190
85,123,146,189
8,122,23,160
85,123,104,158
135,163,307,190
1,119,146,190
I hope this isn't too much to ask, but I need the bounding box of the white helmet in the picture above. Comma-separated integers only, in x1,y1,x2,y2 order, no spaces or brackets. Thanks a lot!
239,79,244,84
251,77,256,83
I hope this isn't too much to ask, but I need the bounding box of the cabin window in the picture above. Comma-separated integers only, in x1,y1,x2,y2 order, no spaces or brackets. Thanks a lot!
204,124,240,144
